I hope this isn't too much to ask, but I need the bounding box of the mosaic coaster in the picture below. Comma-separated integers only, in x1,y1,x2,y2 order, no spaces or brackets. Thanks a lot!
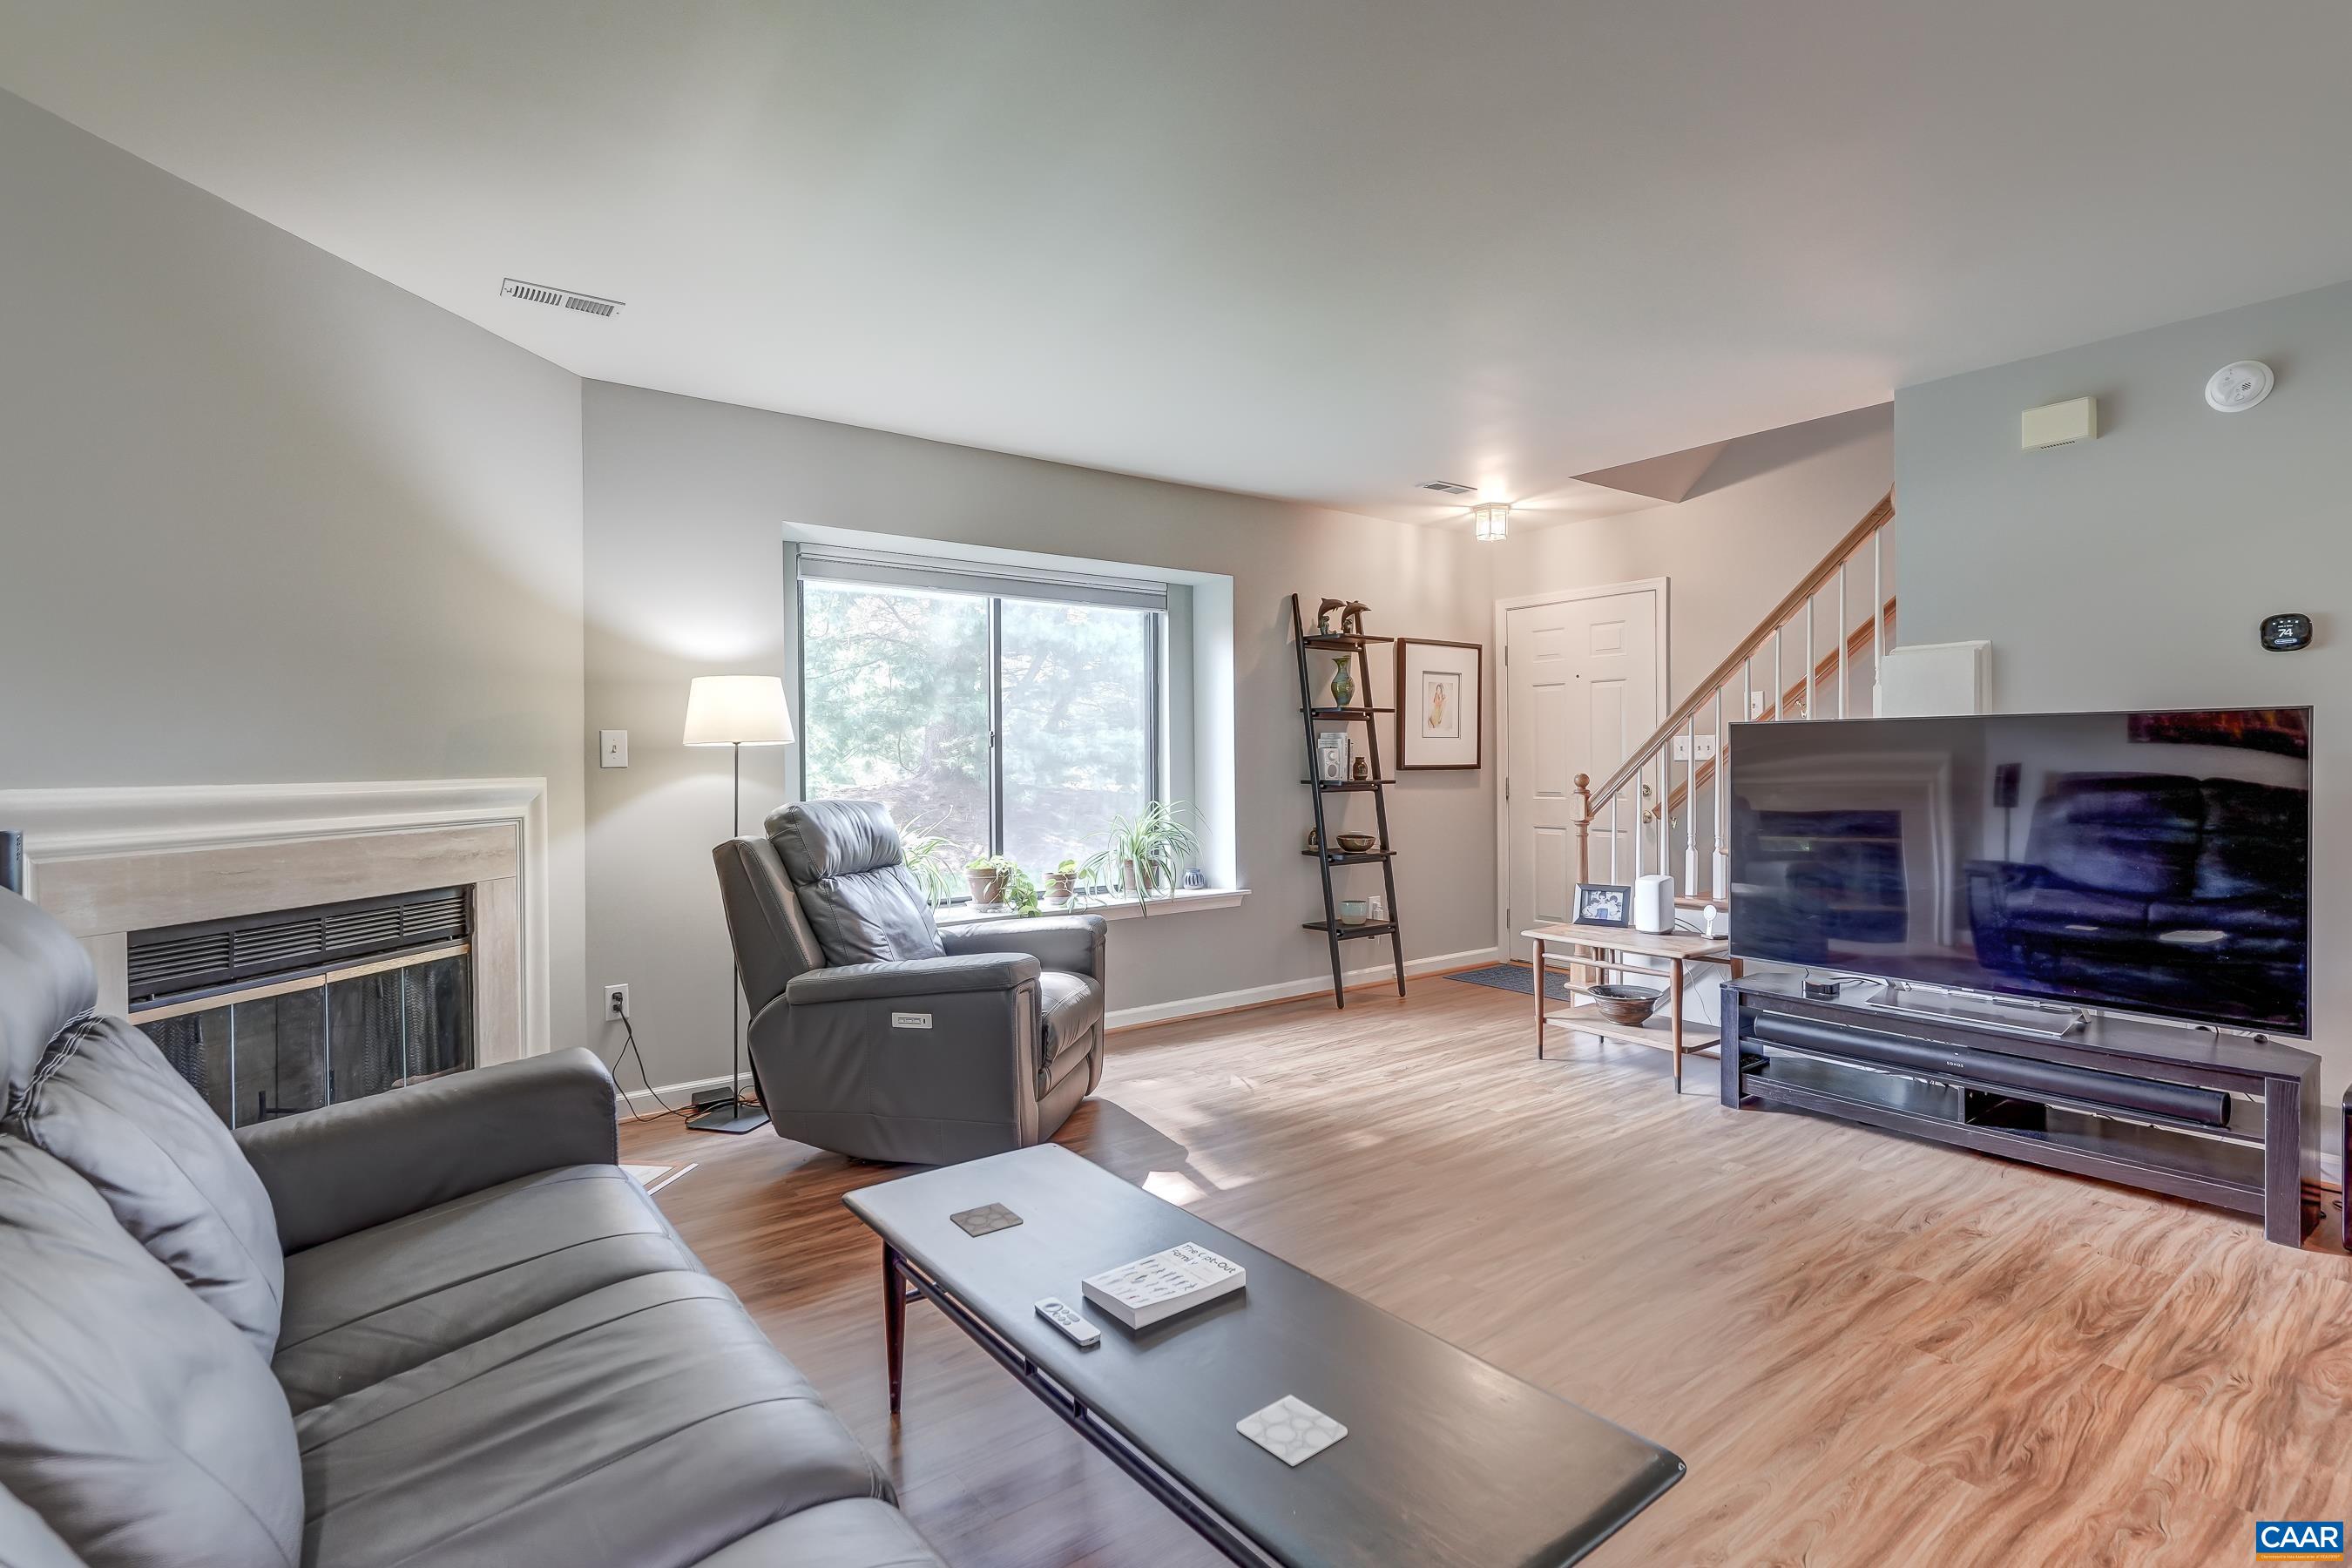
1236,1396,1348,1466
950,1203,1023,1238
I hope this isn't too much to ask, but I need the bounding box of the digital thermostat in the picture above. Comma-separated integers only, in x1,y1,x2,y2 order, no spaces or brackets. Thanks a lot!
2260,612,2314,652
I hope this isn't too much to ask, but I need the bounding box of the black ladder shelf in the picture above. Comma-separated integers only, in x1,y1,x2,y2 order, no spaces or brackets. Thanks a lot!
1290,593,1407,1008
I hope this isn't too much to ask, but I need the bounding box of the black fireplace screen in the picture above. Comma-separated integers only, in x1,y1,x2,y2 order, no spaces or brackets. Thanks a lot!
132,889,473,1128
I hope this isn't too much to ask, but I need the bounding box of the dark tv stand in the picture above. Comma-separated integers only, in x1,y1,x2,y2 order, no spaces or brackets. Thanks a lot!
1723,972,2322,1246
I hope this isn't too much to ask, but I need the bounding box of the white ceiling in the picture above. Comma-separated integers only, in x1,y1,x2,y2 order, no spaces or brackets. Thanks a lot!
6,2,2351,527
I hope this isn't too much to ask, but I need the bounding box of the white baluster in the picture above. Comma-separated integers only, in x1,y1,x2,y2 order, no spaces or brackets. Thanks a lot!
1684,713,1698,891
1804,598,1815,720
1610,793,1620,882
1836,564,1848,720
1774,625,1783,722
1871,529,1883,716
1713,688,1727,898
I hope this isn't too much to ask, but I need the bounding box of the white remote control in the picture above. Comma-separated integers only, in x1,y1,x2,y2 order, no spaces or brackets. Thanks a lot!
1034,1296,1100,1348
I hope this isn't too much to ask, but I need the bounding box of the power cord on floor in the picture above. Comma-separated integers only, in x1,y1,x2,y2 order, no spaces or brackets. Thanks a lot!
608,1016,693,1122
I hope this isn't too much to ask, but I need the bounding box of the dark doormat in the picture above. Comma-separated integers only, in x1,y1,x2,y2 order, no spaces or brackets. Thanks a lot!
1446,963,1577,1003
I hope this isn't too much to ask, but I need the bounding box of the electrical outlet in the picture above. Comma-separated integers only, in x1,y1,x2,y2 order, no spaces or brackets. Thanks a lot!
604,983,630,1020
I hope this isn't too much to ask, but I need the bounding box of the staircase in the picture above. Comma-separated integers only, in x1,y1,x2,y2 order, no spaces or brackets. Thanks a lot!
1571,490,1895,901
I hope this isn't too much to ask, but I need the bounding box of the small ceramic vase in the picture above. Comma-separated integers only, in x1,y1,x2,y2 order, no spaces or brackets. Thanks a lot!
1328,657,1355,708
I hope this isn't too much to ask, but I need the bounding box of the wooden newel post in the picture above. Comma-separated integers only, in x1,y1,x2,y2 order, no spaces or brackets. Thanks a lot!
1571,774,1592,885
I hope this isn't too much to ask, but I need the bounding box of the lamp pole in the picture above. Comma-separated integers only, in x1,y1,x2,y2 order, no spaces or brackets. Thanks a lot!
689,737,769,1134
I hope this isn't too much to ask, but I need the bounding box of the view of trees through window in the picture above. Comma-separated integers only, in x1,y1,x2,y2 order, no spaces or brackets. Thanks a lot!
801,577,1156,894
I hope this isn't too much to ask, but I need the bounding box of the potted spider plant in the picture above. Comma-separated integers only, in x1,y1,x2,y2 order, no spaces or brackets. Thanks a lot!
1084,801,1200,910
899,821,962,907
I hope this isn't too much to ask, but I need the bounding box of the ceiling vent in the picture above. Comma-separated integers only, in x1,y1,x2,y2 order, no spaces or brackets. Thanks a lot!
500,278,625,318
1416,479,1476,496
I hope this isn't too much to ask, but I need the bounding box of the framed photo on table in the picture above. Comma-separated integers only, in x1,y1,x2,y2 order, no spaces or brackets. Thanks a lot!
1573,882,1632,928
1395,637,1483,769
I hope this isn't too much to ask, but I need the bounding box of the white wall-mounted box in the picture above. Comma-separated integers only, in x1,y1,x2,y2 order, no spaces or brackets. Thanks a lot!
1876,640,1991,716
2021,395,2098,449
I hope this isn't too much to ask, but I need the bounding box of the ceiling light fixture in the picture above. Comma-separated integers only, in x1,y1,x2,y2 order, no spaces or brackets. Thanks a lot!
1471,503,1511,543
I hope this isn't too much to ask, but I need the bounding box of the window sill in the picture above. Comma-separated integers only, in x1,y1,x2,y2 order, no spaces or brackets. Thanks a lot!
935,887,1250,927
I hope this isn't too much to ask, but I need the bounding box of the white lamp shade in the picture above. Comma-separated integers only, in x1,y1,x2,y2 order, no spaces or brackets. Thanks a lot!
684,675,794,747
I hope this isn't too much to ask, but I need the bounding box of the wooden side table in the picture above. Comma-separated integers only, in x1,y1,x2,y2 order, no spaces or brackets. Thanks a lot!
1524,923,1738,1092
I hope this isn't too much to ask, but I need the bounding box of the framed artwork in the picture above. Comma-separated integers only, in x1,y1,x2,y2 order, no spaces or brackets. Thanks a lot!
1574,882,1632,928
1395,637,1484,769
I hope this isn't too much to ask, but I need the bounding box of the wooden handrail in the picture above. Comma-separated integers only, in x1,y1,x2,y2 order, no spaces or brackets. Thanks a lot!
1571,489,1894,881
1654,597,1895,817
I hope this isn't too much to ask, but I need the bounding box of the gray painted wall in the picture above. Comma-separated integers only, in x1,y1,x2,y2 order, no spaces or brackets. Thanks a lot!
1897,279,2351,1105
0,89,590,1051
582,382,1493,1090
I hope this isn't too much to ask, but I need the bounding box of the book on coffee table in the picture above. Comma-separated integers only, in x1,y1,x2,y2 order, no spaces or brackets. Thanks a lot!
1081,1241,1247,1328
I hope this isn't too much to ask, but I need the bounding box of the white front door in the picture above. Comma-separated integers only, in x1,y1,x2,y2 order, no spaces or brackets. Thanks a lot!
1501,585,1662,943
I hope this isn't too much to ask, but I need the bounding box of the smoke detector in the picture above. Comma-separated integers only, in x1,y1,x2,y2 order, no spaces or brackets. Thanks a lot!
500,278,625,318
1417,479,1476,496
2204,360,2273,413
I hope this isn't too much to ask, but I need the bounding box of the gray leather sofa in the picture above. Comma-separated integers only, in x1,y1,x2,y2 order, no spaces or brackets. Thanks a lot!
0,888,943,1568
713,800,1108,1165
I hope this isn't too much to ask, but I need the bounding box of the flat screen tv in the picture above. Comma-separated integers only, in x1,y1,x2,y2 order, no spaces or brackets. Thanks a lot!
1727,707,2310,1034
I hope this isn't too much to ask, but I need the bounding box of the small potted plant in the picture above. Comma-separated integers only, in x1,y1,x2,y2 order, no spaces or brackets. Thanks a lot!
1046,857,1081,905
1084,801,1200,911
964,855,1041,916
965,855,1009,908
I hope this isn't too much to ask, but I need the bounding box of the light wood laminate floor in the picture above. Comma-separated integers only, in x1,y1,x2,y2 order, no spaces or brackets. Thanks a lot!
620,978,2352,1566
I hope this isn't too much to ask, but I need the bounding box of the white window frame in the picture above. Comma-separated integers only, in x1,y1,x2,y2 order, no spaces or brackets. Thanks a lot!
794,545,1168,893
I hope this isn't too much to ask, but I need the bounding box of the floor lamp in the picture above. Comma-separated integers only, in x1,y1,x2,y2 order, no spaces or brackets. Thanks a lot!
684,674,794,1134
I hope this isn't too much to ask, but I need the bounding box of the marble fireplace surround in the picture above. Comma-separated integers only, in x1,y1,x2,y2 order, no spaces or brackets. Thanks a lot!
0,780,549,1066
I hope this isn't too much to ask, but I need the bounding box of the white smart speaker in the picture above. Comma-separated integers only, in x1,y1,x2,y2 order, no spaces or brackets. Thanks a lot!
1632,874,1676,935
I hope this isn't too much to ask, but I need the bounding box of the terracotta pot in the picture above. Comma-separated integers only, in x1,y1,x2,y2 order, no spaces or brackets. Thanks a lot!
966,867,1008,906
1046,872,1078,902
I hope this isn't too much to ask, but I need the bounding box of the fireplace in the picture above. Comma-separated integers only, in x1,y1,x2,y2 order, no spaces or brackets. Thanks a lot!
129,887,476,1126
0,779,544,1093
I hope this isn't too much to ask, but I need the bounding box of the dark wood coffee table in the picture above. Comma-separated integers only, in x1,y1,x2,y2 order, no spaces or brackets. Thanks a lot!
844,1145,1682,1567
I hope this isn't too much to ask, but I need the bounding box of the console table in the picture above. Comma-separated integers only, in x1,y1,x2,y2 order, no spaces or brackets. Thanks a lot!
1724,972,2322,1246
1525,923,1735,1092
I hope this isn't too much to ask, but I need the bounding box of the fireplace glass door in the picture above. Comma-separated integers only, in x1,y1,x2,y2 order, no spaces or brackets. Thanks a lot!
130,888,475,1128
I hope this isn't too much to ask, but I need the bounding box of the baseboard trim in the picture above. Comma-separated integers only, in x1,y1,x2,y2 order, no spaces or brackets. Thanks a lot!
606,947,1501,1112
1106,947,1502,1033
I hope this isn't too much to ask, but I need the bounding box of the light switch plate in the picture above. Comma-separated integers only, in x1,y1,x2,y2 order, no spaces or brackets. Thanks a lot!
599,729,629,768
1670,734,1720,761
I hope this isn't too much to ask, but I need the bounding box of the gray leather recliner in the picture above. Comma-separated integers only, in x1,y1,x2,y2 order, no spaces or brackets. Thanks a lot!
713,800,1108,1166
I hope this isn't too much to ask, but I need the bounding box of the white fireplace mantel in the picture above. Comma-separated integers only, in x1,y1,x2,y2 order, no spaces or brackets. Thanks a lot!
0,779,550,1062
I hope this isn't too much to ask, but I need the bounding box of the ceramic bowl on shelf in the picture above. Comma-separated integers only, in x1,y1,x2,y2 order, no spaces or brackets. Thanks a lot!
1335,833,1377,853
1586,983,1663,1027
